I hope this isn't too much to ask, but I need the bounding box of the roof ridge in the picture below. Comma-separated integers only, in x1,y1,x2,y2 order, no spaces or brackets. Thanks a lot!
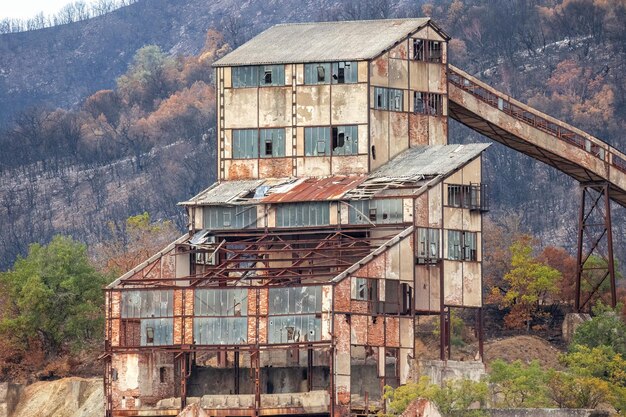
272,17,430,27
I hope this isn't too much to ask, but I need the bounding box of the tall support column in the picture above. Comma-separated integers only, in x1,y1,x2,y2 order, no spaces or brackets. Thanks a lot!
103,355,113,417
575,182,617,311
176,352,189,411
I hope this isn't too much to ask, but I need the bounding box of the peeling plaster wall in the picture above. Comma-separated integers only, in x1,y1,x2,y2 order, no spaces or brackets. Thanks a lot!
218,63,370,180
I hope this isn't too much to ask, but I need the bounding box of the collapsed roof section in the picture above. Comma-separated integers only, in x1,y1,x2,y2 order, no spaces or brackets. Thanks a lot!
180,144,490,207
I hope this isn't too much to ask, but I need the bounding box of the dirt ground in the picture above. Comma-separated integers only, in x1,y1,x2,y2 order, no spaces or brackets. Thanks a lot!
483,335,564,370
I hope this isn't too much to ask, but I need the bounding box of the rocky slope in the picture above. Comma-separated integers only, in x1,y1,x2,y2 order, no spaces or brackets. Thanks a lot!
8,378,103,417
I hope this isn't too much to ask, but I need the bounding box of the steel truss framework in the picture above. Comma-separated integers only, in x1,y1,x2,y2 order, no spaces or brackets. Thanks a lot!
116,225,406,288
576,182,617,311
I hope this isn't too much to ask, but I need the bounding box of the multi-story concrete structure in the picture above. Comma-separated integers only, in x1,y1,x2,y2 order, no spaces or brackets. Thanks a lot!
103,18,491,417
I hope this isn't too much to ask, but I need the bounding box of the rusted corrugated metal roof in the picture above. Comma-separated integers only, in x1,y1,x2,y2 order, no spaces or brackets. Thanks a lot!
213,18,447,67
179,180,264,206
262,176,366,203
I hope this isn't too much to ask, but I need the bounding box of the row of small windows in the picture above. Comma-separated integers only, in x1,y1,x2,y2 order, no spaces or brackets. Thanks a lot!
203,206,258,230
304,125,358,156
232,62,358,88
374,88,444,115
304,61,358,84
231,126,360,159
232,65,285,87
232,129,286,158
201,200,408,231
349,199,403,224
416,227,479,263
201,200,484,233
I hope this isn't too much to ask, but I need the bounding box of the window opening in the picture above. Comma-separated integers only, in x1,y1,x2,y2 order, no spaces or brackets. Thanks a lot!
368,208,377,222
417,227,440,264
352,277,378,302
413,39,424,60
371,145,376,160
159,367,166,383
447,230,462,261
337,67,345,83
146,326,154,344
264,70,272,84
265,140,273,156
317,65,325,82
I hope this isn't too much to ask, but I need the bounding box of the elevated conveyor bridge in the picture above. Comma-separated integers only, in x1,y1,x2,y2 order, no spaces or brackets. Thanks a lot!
447,64,621,310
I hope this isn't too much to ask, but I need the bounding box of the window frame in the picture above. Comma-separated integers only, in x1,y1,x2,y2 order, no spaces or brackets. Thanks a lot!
412,39,444,63
446,229,479,262
232,65,285,88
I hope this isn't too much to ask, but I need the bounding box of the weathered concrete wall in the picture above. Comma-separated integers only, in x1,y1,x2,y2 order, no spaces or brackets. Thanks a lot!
416,359,485,385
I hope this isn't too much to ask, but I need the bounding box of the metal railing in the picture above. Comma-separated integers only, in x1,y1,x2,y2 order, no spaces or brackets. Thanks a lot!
448,66,626,175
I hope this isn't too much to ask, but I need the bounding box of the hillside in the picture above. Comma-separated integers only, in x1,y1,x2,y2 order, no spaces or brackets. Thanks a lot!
0,0,625,279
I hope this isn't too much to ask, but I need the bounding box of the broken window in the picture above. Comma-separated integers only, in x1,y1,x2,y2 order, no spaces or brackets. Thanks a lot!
195,288,248,316
447,184,479,208
122,290,174,318
304,63,331,84
232,129,258,158
463,231,478,261
428,93,443,115
304,127,331,156
332,61,357,84
260,128,285,158
374,87,403,111
469,183,489,212
374,87,388,110
429,41,442,63
414,92,425,114
413,92,443,116
416,227,441,264
447,230,462,261
194,288,249,345
268,286,322,344
352,277,378,302
232,65,285,87
412,39,443,63
389,89,403,111
447,184,463,207
385,348,400,389
413,39,425,60
349,199,403,224
159,367,166,383
203,206,257,230
275,202,330,227
332,125,358,155
141,319,173,346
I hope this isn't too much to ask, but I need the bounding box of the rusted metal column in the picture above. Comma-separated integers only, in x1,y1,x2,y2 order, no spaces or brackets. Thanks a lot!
477,308,484,361
575,187,586,312
234,348,240,395
575,183,617,311
604,185,617,307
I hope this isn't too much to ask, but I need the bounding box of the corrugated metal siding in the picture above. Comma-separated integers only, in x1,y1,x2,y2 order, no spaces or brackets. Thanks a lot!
370,144,490,179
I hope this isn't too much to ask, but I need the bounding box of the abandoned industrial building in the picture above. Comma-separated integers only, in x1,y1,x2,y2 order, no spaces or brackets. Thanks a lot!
103,18,626,417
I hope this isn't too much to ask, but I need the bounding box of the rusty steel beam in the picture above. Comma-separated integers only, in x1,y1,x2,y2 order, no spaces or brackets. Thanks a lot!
575,183,617,311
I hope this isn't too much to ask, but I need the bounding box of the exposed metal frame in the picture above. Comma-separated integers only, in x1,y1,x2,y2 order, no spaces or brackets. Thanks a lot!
575,182,617,311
